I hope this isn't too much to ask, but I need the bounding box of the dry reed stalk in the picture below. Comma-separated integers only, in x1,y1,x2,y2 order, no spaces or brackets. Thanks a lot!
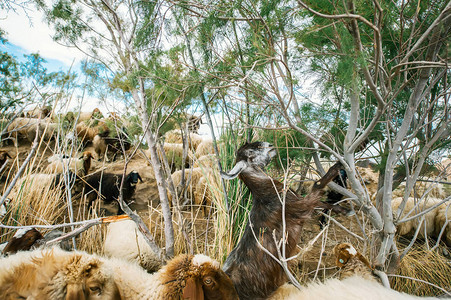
390,242,451,296
1,170,68,243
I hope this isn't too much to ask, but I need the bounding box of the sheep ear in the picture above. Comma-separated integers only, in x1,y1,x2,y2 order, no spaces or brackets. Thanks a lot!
183,277,204,300
336,251,350,267
220,161,247,180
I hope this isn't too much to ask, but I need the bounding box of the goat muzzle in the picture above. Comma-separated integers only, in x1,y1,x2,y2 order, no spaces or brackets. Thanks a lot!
220,161,247,180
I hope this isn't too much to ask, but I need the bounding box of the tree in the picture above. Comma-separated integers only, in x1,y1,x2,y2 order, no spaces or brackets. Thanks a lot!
166,0,450,272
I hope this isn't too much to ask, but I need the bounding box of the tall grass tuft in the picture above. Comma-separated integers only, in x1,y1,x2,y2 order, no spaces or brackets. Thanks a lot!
391,242,451,296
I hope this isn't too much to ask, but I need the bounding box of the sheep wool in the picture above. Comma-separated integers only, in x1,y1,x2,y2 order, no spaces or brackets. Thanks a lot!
434,203,451,246
103,220,161,273
392,197,442,237
194,139,214,157
164,129,203,151
0,247,121,300
280,276,441,300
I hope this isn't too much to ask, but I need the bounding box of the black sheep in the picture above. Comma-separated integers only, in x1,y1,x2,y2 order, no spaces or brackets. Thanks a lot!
84,170,143,215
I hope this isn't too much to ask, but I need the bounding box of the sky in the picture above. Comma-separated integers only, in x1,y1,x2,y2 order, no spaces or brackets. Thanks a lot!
0,5,130,116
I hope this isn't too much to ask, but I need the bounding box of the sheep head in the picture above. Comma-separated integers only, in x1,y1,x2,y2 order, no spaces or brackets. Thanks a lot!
160,254,238,300
333,243,372,270
80,151,94,161
38,251,121,300
127,171,143,186
221,141,276,180
2,228,43,255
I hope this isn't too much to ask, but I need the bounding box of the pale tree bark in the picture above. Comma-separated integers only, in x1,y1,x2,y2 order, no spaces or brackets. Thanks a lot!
73,0,176,257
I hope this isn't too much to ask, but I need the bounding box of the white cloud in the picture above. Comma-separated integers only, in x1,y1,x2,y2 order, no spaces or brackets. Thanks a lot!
0,7,85,66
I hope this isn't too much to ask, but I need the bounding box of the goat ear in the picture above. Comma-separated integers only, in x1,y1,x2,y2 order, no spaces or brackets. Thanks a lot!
137,173,143,183
183,277,204,300
220,161,247,180
6,153,11,159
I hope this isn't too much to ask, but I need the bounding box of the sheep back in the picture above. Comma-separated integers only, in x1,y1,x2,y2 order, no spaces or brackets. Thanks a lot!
103,220,161,272
392,197,442,237
434,204,451,246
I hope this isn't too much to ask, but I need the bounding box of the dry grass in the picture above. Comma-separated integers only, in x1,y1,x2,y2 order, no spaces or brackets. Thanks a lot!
391,242,451,296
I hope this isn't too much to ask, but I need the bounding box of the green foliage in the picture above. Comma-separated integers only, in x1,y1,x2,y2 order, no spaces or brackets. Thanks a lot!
46,0,89,42
0,45,74,114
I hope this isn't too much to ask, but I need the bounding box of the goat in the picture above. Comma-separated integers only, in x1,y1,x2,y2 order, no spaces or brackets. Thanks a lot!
1,228,72,256
333,243,375,281
220,141,349,300
84,171,143,215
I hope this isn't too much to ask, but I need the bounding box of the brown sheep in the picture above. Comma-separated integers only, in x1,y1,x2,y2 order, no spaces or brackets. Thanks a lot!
104,253,238,299
1,228,43,256
0,247,121,300
76,122,109,144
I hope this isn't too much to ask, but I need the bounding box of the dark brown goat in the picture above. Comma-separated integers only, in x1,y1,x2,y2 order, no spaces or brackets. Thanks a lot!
2,228,43,256
221,141,348,300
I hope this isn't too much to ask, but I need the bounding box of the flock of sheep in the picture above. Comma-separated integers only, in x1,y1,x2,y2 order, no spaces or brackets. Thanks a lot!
0,107,450,299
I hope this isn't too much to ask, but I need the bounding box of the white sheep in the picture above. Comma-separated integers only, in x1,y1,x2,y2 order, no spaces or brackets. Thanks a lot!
356,166,380,199
193,154,217,170
25,121,58,143
194,139,214,157
392,197,443,238
170,167,215,211
164,129,203,151
45,151,94,176
75,108,104,124
103,219,161,273
144,144,193,171
434,203,451,246
269,276,440,300
392,181,446,200
6,117,40,146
